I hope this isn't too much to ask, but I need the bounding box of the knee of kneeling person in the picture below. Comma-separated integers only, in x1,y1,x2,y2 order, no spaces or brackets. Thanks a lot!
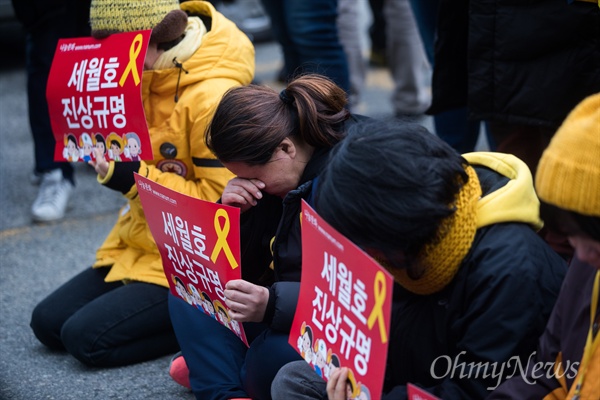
30,302,65,350
60,321,103,367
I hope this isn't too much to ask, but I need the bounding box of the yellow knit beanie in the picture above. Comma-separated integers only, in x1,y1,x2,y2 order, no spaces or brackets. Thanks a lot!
90,0,188,44
536,93,600,217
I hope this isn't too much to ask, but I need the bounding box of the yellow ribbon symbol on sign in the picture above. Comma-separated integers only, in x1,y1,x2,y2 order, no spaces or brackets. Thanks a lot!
210,209,239,269
119,33,143,87
367,270,388,344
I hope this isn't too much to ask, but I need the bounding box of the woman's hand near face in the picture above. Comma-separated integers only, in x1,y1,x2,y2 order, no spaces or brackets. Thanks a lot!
223,279,269,322
221,177,265,213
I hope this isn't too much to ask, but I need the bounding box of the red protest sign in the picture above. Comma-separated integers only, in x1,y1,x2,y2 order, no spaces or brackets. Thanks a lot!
134,173,248,346
289,200,393,400
47,30,152,163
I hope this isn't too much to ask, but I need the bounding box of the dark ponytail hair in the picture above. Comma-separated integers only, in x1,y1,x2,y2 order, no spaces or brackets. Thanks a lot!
206,74,350,165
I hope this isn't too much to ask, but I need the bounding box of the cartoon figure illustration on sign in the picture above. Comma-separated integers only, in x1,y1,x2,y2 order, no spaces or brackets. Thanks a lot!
325,350,341,379
94,133,107,161
188,284,202,309
297,321,315,363
213,299,230,329
172,275,192,305
124,132,141,161
313,339,328,378
106,132,123,162
199,291,216,319
63,133,79,162
79,133,94,162
229,318,242,338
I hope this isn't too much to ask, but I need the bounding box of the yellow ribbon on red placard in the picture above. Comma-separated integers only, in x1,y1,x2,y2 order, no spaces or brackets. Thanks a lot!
119,33,143,87
367,270,388,344
210,209,239,269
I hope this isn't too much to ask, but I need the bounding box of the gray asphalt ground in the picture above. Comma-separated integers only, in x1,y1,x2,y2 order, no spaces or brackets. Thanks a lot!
0,11,456,399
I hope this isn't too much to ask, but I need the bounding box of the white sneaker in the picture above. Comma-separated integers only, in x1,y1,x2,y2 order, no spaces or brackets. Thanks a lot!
31,169,73,222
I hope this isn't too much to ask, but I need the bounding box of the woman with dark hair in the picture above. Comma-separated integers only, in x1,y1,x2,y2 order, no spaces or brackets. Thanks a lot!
271,118,566,399
489,93,600,399
168,74,363,400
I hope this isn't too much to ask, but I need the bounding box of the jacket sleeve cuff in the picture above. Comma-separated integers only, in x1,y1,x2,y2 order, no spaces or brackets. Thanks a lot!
97,161,115,186
265,281,300,332
100,161,140,194
262,286,276,326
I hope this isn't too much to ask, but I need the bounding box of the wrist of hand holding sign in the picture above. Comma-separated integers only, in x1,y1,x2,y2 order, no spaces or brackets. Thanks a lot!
90,147,140,194
223,279,269,322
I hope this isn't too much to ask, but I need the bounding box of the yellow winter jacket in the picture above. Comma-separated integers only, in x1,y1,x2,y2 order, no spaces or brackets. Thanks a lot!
93,1,254,287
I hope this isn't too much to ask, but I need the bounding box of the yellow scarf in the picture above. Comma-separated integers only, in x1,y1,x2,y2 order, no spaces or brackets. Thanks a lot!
391,165,481,295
